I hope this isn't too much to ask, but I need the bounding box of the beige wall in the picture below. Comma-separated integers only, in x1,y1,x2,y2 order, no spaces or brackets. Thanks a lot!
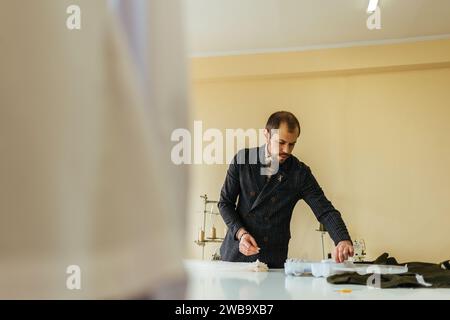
185,39,450,263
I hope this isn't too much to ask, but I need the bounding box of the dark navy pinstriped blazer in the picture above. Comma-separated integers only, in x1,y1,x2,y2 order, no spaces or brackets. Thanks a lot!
218,145,351,268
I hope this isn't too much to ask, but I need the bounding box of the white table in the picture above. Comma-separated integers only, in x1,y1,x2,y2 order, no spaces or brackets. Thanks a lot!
184,260,450,300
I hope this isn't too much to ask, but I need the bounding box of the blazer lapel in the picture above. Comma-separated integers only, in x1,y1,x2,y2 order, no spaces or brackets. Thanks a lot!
250,166,289,211
248,145,267,191
250,164,264,194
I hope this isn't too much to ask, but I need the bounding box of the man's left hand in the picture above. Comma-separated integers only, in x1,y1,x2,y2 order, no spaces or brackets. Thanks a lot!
333,240,354,263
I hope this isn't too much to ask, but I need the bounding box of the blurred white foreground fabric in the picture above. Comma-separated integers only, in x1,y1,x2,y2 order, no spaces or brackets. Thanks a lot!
0,0,188,298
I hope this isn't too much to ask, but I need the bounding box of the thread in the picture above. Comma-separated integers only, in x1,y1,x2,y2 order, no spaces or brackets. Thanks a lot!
199,229,205,242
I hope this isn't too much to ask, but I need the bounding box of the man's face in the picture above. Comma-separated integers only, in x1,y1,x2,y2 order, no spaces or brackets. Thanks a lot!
265,122,299,163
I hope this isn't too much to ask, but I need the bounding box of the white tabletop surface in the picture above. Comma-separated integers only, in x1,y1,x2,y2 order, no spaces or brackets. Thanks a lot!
184,260,450,300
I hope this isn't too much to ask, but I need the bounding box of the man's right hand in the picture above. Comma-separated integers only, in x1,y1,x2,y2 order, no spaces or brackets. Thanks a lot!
239,233,260,256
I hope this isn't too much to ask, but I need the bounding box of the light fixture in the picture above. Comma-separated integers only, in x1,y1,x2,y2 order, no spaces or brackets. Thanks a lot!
367,0,379,13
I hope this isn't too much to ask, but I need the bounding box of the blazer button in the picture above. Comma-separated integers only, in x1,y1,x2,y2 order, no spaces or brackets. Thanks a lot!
271,196,276,203
250,191,256,197
263,236,268,242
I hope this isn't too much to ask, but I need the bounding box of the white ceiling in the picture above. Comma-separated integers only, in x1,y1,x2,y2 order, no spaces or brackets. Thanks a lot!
183,0,450,56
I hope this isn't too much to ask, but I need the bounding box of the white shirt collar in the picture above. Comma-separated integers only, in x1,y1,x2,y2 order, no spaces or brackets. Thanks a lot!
263,144,278,177
264,144,272,164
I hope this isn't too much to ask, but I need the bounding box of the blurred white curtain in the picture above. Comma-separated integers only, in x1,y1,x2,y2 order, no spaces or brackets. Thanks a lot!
0,0,188,298
110,0,190,232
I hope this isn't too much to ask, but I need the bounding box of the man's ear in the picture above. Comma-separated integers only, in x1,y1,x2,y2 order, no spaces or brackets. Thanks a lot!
263,128,270,141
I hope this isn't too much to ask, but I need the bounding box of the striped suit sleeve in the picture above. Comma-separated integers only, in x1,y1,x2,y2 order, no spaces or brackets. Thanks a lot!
218,153,245,241
299,165,352,245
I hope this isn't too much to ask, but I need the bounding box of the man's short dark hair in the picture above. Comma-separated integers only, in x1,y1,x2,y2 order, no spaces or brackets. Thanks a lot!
265,111,301,136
